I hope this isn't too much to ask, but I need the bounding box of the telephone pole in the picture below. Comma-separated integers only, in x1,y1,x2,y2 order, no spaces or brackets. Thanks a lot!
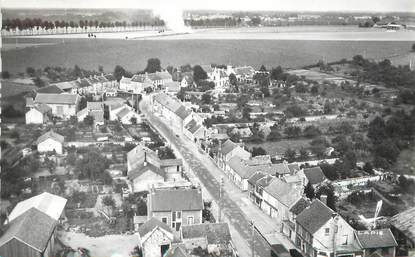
218,176,224,222
251,220,255,257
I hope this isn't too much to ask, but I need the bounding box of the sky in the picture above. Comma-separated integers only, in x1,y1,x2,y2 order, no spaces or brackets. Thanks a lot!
2,0,415,13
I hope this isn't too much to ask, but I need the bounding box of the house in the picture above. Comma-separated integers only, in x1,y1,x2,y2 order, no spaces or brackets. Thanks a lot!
25,104,52,124
147,186,203,231
0,208,59,257
116,107,141,124
147,71,173,88
261,178,302,222
164,81,181,95
109,103,129,121
181,223,234,255
119,75,153,94
0,192,67,257
34,93,80,119
211,67,229,90
216,139,251,170
128,156,166,192
294,199,358,257
36,130,64,154
298,167,327,187
390,206,415,255
36,85,64,94
137,217,175,257
228,66,256,83
282,197,310,241
77,101,105,126
355,229,397,257
247,172,273,207
181,76,193,88
127,144,160,172
152,93,192,133
184,119,205,142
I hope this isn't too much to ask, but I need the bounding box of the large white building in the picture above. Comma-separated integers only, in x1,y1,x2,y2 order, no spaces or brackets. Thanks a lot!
36,130,64,154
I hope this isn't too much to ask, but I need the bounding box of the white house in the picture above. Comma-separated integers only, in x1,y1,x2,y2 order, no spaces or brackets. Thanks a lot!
25,104,52,124
33,93,80,119
36,130,64,155
137,217,175,257
181,75,193,88
116,107,141,124
119,75,153,94
216,139,251,170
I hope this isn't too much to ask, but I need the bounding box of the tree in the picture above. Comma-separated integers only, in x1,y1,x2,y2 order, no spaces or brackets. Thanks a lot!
412,43,415,52
363,162,374,175
102,195,115,207
316,184,336,210
251,147,267,157
75,151,109,180
33,77,46,87
201,93,212,105
114,65,127,81
1,71,10,79
285,105,306,118
310,85,319,95
303,125,322,138
284,148,296,162
284,126,302,138
158,147,175,160
26,67,36,76
144,58,161,73
229,73,237,86
83,115,94,127
320,162,338,181
304,182,315,200
299,148,309,161
193,65,208,82
130,117,137,125
44,157,56,172
267,130,282,141
98,65,104,73
368,116,387,144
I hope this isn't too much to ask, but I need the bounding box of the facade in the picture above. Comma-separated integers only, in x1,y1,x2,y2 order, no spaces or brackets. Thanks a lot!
116,107,141,124
25,104,52,124
216,139,251,171
119,75,153,94
147,71,173,88
184,119,205,142
355,229,397,257
36,131,64,154
138,218,175,257
147,186,203,232
390,206,415,255
129,162,165,192
33,93,80,119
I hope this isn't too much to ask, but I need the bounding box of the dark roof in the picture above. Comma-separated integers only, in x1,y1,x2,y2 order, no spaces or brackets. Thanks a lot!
128,163,165,181
104,74,116,81
36,130,64,144
288,163,300,174
248,172,266,185
185,120,203,134
303,167,326,185
289,197,310,215
35,93,78,105
181,223,231,245
137,217,172,237
0,208,57,252
390,206,415,241
296,199,334,234
356,229,397,249
220,139,238,155
36,85,64,94
175,106,191,120
264,179,301,207
150,187,203,212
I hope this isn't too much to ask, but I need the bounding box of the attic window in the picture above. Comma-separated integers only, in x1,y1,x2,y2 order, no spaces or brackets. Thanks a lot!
325,228,330,235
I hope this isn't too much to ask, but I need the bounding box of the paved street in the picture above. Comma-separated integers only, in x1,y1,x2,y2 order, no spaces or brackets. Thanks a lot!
140,95,298,257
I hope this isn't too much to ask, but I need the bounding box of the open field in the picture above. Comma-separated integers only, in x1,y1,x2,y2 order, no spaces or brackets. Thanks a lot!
247,138,313,155
2,37,414,74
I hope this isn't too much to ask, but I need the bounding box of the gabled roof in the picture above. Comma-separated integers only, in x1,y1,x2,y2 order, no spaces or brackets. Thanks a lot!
390,206,415,242
87,101,104,111
160,159,183,167
137,217,172,237
220,139,239,155
264,179,301,207
165,81,181,92
128,162,165,181
104,74,116,81
289,197,310,215
296,199,335,234
185,119,203,135
36,130,65,145
127,144,160,170
303,167,326,185
131,74,147,83
35,93,79,105
150,187,203,212
147,71,172,81
165,245,189,257
181,223,231,245
76,108,88,118
271,163,291,175
26,97,35,107
0,208,57,252
53,80,79,90
355,229,397,249
116,107,131,119
175,106,191,120
233,66,255,77
288,163,300,174
248,172,266,185
7,192,67,222
228,156,257,179
34,104,52,114
257,175,274,187
36,85,64,94
90,110,104,123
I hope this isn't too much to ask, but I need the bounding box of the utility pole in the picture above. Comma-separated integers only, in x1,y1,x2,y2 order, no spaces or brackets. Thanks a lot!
218,176,224,222
251,220,255,257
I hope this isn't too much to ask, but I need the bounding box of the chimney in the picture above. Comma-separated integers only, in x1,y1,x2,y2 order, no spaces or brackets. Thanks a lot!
321,195,328,205
144,151,147,166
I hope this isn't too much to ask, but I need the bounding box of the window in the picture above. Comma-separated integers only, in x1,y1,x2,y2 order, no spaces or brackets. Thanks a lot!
325,228,330,235
177,211,181,219
187,216,194,225
161,217,167,224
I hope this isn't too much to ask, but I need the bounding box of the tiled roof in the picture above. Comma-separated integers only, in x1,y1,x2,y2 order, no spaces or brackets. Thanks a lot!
257,175,274,187
150,187,203,212
181,223,231,245
104,74,116,81
234,66,255,77
116,107,131,119
289,197,310,215
127,144,160,170
246,155,272,165
390,206,415,242
90,110,104,123
131,74,147,83
153,93,191,120
35,93,79,105
36,85,64,94
228,156,257,179
303,167,326,185
220,139,238,155
160,159,183,167
36,130,64,145
165,81,181,92
53,80,79,90
35,104,52,114
288,163,300,174
138,217,172,237
7,192,67,222
355,229,397,249
87,101,104,111
185,119,203,134
0,208,57,252
296,199,334,234
264,179,301,207
147,71,172,81
128,162,165,181
175,106,191,120
271,163,291,175
248,172,266,185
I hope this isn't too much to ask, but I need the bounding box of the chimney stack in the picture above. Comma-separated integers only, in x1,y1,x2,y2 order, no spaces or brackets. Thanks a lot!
144,151,147,166
321,195,328,205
